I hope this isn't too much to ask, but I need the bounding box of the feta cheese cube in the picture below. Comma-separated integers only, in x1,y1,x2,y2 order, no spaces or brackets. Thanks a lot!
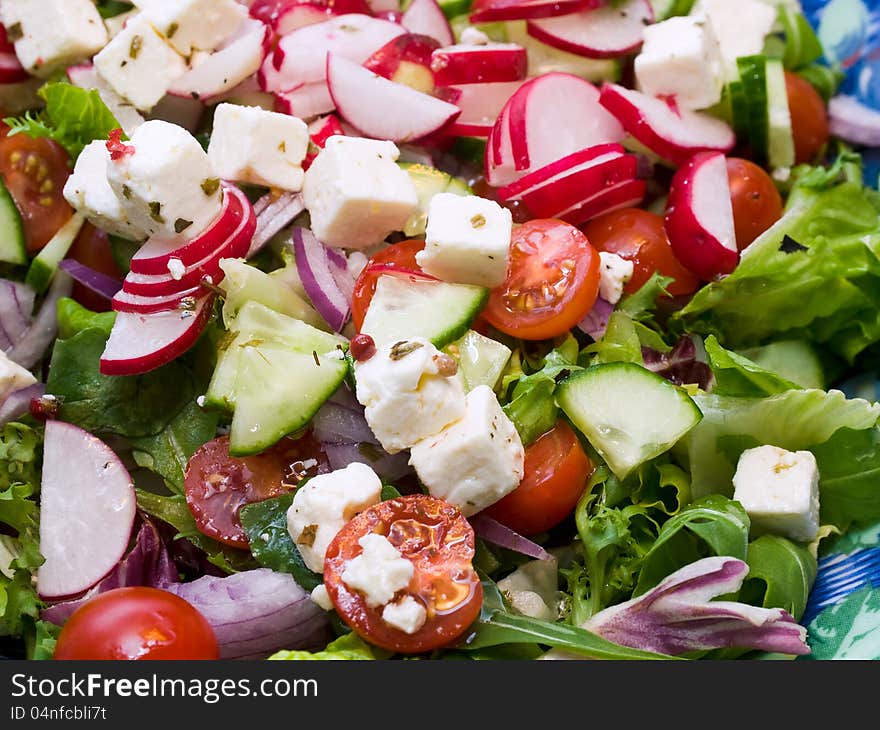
354,337,467,454
0,0,107,78
94,15,187,111
105,120,223,240
598,252,634,305
0,349,35,403
302,136,418,249
416,193,512,288
692,0,778,77
340,533,413,608
634,15,724,111
381,596,427,634
408,384,524,516
732,445,820,543
310,583,334,611
208,104,309,192
286,462,382,573
133,0,246,56
62,140,147,241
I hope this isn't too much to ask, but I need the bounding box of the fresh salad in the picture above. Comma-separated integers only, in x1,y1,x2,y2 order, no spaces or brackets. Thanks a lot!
0,0,875,662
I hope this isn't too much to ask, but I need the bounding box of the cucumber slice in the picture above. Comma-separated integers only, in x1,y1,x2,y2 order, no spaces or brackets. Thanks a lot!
399,162,471,237
649,0,696,21
205,301,345,411
765,58,795,169
736,55,769,163
505,21,620,83
739,340,824,390
438,0,472,20
447,329,511,391
25,212,85,293
361,274,488,350
0,177,26,266
229,343,349,456
557,362,703,479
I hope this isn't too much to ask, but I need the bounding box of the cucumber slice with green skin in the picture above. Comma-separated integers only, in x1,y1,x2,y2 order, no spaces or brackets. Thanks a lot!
765,58,795,169
205,301,346,411
0,177,26,266
399,162,471,237
557,362,703,479
736,55,769,163
361,273,488,350
739,340,824,390
25,212,85,293
438,0,472,20
446,329,511,391
229,343,349,456
649,0,695,21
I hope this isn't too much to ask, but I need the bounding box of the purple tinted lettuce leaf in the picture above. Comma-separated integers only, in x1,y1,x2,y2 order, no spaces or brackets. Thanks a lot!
642,337,714,390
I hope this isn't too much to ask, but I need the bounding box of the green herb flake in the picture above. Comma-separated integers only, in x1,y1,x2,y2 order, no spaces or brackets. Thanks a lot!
148,201,165,223
201,178,220,196
174,218,193,234
129,35,143,60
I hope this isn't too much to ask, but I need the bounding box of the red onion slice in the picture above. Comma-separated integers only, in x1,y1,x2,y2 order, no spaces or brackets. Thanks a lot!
829,94,880,147
469,514,553,561
248,191,306,258
292,227,355,332
324,442,413,482
0,382,44,427
577,297,613,340
7,272,73,370
59,259,123,300
0,279,34,350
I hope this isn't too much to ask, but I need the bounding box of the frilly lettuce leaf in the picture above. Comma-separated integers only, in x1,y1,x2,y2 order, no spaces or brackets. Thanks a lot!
269,632,384,661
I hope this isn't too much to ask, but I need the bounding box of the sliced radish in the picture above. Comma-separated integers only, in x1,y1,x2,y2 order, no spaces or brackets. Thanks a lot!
130,184,249,275
250,0,371,34
274,81,335,119
259,14,405,92
487,72,625,187
557,177,646,226
304,113,345,168
517,153,637,217
431,43,527,86
100,294,215,376
664,151,738,281
169,19,269,102
363,33,440,94
365,0,401,12
470,0,602,22
444,80,523,137
401,0,454,47
112,285,205,314
599,83,736,166
526,0,653,59
327,54,460,142
0,26,28,84
37,421,136,599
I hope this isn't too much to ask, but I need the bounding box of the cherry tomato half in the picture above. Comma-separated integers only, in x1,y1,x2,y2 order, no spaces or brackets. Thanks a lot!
0,130,73,254
785,71,829,165
725,157,784,251
484,421,593,536
53,587,219,660
184,433,329,548
324,494,482,654
351,239,426,330
483,219,600,340
66,223,124,312
582,208,701,298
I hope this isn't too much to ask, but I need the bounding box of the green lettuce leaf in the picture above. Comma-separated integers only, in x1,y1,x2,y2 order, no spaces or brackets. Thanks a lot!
741,535,817,620
4,82,122,161
704,335,800,397
56,297,116,339
585,311,644,366
269,632,384,660
682,389,880,499
672,171,880,362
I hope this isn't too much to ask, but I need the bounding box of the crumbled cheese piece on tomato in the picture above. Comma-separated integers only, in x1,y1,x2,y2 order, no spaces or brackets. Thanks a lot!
633,15,724,111
408,385,524,516
302,136,418,249
94,15,187,112
340,533,413,608
286,462,382,573
732,445,820,543
132,0,246,56
382,596,427,634
0,0,107,78
208,103,309,192
417,193,512,288
105,119,223,240
310,583,334,611
598,252,634,305
354,337,467,454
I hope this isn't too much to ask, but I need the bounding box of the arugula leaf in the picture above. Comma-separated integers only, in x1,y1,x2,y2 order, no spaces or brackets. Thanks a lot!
56,297,116,339
269,633,385,660
634,496,751,596
741,535,817,621
46,328,200,439
239,494,322,592
4,82,122,161
704,335,800,397
130,400,219,494
27,620,60,660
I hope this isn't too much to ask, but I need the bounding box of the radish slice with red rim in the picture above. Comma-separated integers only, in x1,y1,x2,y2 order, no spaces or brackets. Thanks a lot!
445,80,524,138
112,285,205,314
100,293,215,376
37,420,136,599
526,0,653,59
431,43,527,86
664,151,738,281
599,83,736,166
556,177,647,226
401,0,455,47
274,81,336,119
251,0,372,35
470,0,603,23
